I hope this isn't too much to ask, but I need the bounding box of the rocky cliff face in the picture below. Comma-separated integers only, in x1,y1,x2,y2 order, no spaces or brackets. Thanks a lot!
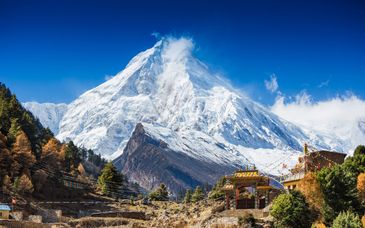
114,123,236,194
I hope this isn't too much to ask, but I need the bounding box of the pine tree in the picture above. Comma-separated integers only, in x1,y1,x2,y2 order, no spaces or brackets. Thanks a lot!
149,183,169,201
316,145,365,225
98,162,124,196
184,189,192,203
64,141,81,171
0,133,12,182
354,145,365,157
208,176,227,200
0,83,52,159
192,186,205,203
8,118,21,145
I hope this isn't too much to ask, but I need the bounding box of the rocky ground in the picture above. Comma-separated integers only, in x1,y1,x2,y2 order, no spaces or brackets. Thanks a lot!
1,194,274,227
63,199,273,227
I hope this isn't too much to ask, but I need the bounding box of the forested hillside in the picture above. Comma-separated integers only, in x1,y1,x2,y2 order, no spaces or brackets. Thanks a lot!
0,83,107,200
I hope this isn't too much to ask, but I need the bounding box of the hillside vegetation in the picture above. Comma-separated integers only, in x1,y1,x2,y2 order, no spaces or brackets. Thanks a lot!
0,83,107,201
271,145,365,227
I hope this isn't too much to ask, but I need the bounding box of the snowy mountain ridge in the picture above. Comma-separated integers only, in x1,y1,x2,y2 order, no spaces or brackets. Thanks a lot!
24,37,352,175
23,102,68,134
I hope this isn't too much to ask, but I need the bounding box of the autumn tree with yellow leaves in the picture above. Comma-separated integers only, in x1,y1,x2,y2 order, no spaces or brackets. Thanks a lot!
11,131,36,178
298,172,324,213
357,173,365,203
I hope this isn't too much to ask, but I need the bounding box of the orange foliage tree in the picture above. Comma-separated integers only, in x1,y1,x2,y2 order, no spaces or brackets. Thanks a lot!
298,172,324,213
11,131,36,178
42,138,61,157
14,173,34,194
41,138,62,171
357,173,365,203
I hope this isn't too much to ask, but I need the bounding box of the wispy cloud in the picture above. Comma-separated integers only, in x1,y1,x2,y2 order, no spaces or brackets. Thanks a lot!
318,79,330,88
264,74,279,93
271,91,365,152
151,31,161,39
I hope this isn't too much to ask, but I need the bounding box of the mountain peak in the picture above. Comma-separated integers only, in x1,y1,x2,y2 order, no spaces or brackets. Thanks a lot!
51,37,344,175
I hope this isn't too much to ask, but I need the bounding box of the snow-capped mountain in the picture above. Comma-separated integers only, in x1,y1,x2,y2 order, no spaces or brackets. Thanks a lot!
23,102,68,134
50,37,344,176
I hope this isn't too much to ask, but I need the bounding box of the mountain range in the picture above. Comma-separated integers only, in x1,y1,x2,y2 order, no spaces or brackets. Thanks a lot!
23,37,360,193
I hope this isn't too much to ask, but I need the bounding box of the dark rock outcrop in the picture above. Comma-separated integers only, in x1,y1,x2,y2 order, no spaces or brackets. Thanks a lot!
114,123,236,195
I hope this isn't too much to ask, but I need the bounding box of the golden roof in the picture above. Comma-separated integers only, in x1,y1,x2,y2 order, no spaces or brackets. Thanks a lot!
222,184,234,191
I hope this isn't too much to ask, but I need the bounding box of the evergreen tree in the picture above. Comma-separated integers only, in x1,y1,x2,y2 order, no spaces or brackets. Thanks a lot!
184,189,192,203
41,128,54,145
64,141,81,171
80,148,88,160
87,149,94,162
149,183,169,201
354,145,365,157
191,186,205,203
8,118,21,145
270,190,313,228
316,146,365,224
0,133,12,182
208,176,227,200
98,162,124,196
317,165,360,224
0,83,50,159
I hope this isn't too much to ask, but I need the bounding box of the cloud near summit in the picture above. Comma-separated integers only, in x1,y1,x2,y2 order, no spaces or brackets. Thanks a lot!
264,74,279,93
271,91,365,151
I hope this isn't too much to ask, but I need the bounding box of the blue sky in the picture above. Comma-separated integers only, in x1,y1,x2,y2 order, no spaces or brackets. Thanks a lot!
0,0,364,104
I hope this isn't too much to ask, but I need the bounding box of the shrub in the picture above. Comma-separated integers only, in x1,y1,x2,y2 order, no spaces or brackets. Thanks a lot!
243,213,256,227
332,210,362,228
270,190,313,228
238,216,244,226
